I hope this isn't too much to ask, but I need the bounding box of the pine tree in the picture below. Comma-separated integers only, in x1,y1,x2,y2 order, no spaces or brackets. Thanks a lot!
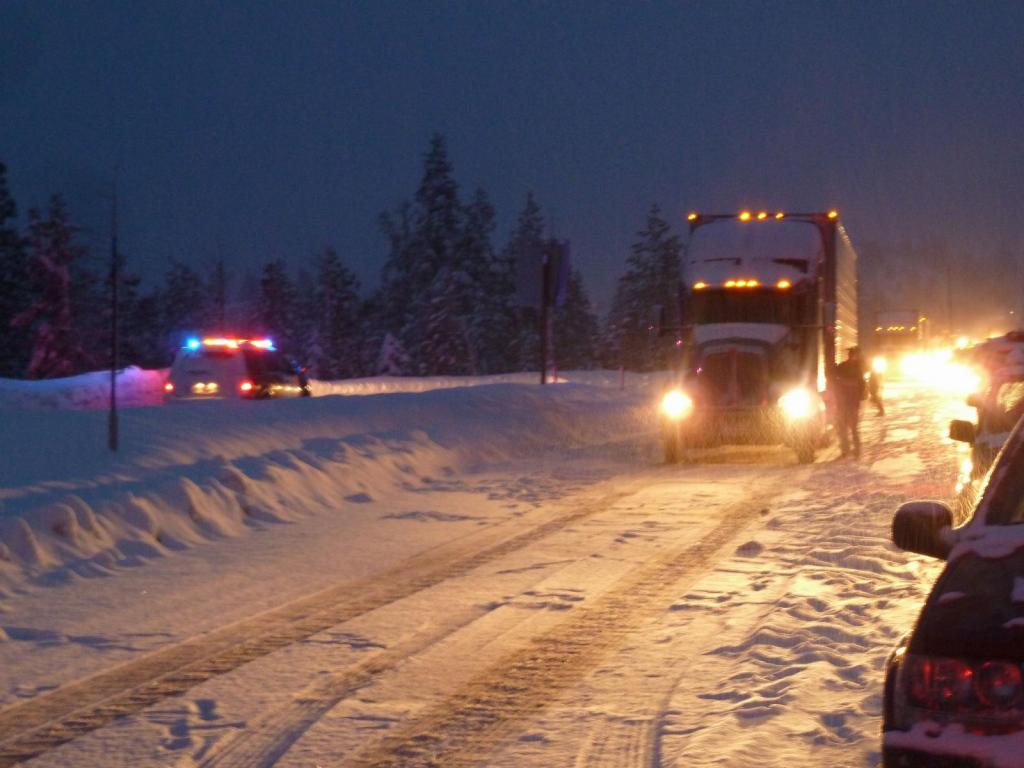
160,260,207,348
13,195,92,378
419,265,475,375
555,269,600,370
0,162,32,377
604,205,682,371
460,187,516,374
310,247,361,379
121,280,166,368
257,259,297,350
379,133,473,374
503,192,546,371
375,332,409,375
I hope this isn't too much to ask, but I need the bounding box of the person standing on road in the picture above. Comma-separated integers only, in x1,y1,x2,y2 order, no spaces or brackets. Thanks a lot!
834,346,867,458
868,368,885,416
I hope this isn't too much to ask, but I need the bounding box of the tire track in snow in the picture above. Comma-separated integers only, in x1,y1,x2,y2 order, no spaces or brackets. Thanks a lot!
345,479,788,768
0,478,655,767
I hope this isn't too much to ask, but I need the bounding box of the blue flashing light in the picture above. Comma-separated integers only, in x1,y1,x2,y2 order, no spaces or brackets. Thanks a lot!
186,337,201,350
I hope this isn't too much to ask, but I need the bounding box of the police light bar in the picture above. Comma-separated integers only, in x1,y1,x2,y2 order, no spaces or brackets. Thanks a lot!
183,337,276,350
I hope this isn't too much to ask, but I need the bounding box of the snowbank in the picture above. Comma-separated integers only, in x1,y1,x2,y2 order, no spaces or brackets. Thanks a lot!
0,367,168,411
0,383,656,596
0,368,666,410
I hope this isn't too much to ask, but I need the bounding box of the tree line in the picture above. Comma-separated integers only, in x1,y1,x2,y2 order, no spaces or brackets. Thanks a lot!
0,135,683,380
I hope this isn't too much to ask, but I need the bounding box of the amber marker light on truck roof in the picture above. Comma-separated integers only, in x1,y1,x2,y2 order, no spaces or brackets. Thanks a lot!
739,211,751,221
693,281,708,290
827,209,839,219
724,280,737,288
777,279,792,289
757,211,768,220
775,212,785,219
687,212,699,221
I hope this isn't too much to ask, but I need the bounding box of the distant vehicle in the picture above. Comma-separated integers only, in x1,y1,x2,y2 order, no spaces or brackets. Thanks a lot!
871,309,925,376
660,210,857,464
883,418,1024,766
949,332,1024,478
164,337,310,401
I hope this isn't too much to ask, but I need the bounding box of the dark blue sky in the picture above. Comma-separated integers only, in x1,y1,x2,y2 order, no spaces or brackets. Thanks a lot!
2,1,1023,310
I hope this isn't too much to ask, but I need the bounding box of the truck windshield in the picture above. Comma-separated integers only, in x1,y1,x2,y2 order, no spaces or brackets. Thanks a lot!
689,289,808,325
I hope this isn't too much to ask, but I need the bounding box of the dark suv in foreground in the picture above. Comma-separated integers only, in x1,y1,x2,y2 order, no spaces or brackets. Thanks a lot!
883,418,1024,766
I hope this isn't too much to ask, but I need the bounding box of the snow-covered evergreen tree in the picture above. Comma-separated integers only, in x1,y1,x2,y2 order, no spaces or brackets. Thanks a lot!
460,187,515,373
419,265,475,375
379,133,480,375
555,269,600,370
257,259,297,350
0,162,32,377
160,260,207,348
120,275,166,368
375,332,409,375
603,205,682,371
503,192,546,371
12,196,92,378
309,247,361,379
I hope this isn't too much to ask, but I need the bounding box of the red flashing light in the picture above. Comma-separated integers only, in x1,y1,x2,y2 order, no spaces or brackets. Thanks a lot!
240,381,254,393
164,382,174,393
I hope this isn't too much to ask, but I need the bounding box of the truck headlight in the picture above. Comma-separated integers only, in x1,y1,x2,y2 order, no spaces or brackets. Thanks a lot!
778,388,815,420
871,356,887,375
661,390,693,420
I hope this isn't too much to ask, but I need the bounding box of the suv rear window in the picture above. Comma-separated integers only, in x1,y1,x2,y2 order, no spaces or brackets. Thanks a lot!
242,349,294,383
911,549,1024,659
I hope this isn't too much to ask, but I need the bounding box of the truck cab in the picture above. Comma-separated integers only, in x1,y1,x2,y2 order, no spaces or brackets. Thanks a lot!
661,211,857,463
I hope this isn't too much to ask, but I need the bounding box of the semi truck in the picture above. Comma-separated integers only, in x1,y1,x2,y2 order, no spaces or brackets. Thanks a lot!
661,210,858,463
871,309,924,376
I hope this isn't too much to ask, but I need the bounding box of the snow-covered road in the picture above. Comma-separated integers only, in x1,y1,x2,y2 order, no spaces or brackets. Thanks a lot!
0,379,971,766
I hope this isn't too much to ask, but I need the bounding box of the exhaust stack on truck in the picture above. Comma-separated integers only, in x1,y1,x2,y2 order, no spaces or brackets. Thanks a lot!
661,210,858,463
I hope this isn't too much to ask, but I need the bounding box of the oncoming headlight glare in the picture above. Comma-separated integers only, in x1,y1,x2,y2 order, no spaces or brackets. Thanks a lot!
779,388,815,420
871,356,888,375
661,390,693,420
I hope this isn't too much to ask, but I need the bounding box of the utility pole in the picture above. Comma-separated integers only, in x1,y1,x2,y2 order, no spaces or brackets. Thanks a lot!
108,177,120,452
539,247,552,384
945,260,954,337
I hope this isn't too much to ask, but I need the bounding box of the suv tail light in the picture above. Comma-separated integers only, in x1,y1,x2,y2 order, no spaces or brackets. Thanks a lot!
164,382,174,393
905,654,1024,717
977,661,1023,709
239,380,254,393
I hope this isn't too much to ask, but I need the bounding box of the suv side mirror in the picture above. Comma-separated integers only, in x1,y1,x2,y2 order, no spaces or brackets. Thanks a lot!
949,419,976,444
966,393,981,409
892,501,954,559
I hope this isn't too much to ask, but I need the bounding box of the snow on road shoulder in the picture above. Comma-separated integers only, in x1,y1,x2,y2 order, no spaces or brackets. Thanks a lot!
0,367,167,411
0,382,656,599
653,443,946,766
0,367,666,411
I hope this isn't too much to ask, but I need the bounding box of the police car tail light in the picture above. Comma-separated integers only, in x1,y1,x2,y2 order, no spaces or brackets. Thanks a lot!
905,655,1024,713
239,380,254,393
164,382,175,393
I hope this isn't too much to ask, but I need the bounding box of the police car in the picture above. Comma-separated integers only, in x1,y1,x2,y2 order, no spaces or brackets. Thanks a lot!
163,337,310,401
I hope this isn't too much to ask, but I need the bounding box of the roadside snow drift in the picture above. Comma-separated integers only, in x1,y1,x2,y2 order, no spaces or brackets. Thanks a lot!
0,367,657,411
0,383,655,597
